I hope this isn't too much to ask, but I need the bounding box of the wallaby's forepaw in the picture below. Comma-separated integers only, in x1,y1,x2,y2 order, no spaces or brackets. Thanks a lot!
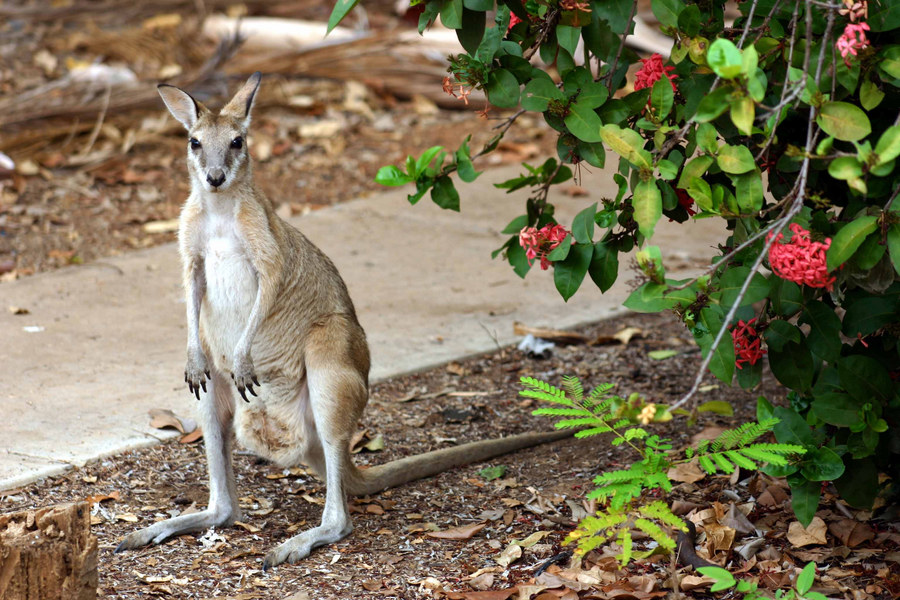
185,350,211,400
231,353,259,402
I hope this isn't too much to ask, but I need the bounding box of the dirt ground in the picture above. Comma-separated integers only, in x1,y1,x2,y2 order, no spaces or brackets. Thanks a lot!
3,314,898,599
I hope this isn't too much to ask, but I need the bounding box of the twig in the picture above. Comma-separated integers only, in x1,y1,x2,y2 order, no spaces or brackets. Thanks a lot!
523,9,560,62
738,0,761,48
79,83,112,157
605,0,640,94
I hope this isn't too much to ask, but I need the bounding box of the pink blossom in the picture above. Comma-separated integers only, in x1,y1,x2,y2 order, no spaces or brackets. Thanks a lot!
519,224,570,270
767,223,837,291
634,53,677,93
731,319,766,370
836,22,870,63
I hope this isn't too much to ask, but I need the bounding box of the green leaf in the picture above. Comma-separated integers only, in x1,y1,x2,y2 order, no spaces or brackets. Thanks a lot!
801,446,845,482
439,0,463,29
633,180,662,239
730,95,754,135
565,102,604,143
600,124,651,169
571,203,597,244
589,242,619,293
717,145,755,174
485,68,521,108
696,123,718,154
456,7,486,54
697,400,734,416
507,242,532,278
478,465,507,481
860,78,885,110
715,266,768,307
556,24,580,56
657,159,678,180
650,78,674,119
769,341,814,393
889,224,900,275
577,140,606,168
464,0,492,9
838,355,894,404
697,566,736,591
327,0,360,33
732,170,763,213
707,38,743,79
828,156,864,180
575,81,610,109
811,392,863,428
874,125,900,165
763,320,801,352
842,296,898,337
431,175,460,211
501,214,529,235
649,349,679,360
835,458,878,508
651,0,684,28
800,301,842,363
677,155,714,189
677,4,701,36
415,145,445,176
797,563,816,596
787,475,820,527
547,234,573,262
816,101,872,142
694,86,731,122
555,242,593,301
374,165,413,187
521,78,564,112
624,282,678,312
827,215,878,270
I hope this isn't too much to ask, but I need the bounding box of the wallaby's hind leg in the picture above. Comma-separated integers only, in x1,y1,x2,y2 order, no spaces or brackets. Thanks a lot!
116,369,240,551
263,330,367,568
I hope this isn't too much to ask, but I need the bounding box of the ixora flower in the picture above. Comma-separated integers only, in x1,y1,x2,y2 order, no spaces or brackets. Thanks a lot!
634,53,677,92
836,22,871,64
519,224,570,270
767,223,837,291
507,12,523,32
731,319,766,370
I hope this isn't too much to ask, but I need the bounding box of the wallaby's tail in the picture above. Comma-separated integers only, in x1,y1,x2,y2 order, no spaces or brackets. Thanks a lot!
345,429,573,496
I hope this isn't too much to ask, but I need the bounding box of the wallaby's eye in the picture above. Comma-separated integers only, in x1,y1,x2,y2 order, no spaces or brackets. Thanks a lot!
231,137,243,150
189,138,201,150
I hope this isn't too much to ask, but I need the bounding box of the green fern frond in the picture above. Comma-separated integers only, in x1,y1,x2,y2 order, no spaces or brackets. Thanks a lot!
574,426,613,438
562,375,584,402
585,383,615,407
624,427,649,441
725,450,757,470
639,501,687,531
712,453,735,473
519,377,570,405
593,465,645,485
634,518,676,550
555,417,603,429
712,419,778,451
531,407,593,417
617,529,633,566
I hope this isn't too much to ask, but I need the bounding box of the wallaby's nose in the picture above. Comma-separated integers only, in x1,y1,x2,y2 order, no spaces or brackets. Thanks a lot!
207,169,226,188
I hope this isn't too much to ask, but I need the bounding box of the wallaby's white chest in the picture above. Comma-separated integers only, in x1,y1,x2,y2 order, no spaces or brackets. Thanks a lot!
200,210,257,365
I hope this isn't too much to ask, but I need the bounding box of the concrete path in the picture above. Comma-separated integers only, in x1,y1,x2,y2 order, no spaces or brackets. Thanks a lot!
0,164,725,491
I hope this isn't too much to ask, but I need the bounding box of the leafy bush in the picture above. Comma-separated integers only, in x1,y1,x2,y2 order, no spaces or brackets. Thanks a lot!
330,0,900,522
522,375,804,563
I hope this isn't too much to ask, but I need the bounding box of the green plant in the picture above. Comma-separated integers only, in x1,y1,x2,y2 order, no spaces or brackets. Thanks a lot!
699,561,828,600
521,375,804,563
330,0,900,524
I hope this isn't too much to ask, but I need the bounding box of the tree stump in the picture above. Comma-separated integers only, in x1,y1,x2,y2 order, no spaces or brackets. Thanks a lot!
0,501,98,600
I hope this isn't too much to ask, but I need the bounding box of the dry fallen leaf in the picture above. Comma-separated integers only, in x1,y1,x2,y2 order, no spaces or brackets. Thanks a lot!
513,321,589,344
828,518,874,548
148,408,196,435
179,428,203,444
667,460,706,484
787,516,828,547
495,543,522,567
427,522,486,540
679,575,715,591
86,490,120,505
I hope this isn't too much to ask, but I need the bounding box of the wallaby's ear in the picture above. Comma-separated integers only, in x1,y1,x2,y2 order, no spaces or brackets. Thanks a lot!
221,72,262,123
157,84,201,130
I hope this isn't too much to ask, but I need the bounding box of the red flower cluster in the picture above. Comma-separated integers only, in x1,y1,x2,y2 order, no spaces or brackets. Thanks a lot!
519,224,570,270
507,12,523,32
676,188,697,216
836,0,871,65
634,53,677,92
767,223,837,291
731,318,766,370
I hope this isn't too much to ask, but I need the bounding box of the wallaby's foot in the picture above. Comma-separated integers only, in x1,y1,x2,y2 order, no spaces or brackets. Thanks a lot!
230,352,259,402
185,349,211,399
262,522,353,570
115,506,237,553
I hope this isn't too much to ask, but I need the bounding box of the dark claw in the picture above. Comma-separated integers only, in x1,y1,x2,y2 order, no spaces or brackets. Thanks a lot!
262,558,272,572
184,372,188,383
194,383,200,400
252,376,260,387
205,370,211,379
238,386,249,402
247,383,258,397
200,379,207,393
115,540,128,554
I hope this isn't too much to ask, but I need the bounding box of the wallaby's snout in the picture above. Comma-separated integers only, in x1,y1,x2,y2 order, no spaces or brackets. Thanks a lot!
207,168,226,188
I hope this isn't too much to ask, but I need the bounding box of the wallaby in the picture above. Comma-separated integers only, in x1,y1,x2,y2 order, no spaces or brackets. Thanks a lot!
115,72,570,568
